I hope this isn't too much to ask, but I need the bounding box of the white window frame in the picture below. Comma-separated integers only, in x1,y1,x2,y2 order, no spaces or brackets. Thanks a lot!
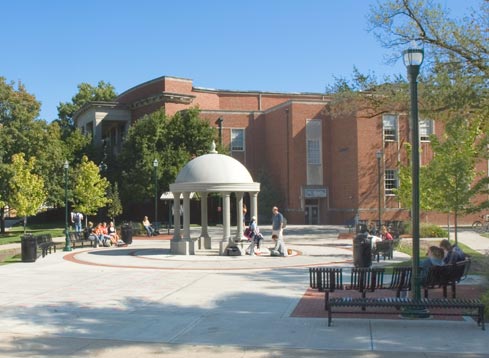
419,119,434,141
307,140,321,165
384,169,398,196
383,114,398,142
231,128,245,151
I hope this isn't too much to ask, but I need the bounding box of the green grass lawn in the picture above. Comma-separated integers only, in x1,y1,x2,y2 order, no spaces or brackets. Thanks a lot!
0,222,65,246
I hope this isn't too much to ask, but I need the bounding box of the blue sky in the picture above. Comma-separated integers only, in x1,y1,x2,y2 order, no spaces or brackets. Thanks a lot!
1,0,476,121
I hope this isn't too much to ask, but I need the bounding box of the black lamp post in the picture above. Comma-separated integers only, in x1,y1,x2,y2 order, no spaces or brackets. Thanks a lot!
153,159,159,232
376,150,383,231
215,117,223,146
403,45,424,301
63,160,72,252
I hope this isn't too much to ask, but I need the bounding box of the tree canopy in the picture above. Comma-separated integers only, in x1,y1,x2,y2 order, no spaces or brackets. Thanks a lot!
117,108,217,203
71,156,111,217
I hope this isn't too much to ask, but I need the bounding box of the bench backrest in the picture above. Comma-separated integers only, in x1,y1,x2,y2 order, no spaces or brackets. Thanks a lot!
388,266,412,290
309,267,343,292
35,233,52,244
453,259,471,282
350,267,385,292
424,265,452,287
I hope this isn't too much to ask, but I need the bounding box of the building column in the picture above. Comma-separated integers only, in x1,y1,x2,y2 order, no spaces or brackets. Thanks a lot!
182,192,194,255
236,192,244,239
200,192,211,249
219,192,231,255
251,192,259,225
171,191,191,255
171,192,181,241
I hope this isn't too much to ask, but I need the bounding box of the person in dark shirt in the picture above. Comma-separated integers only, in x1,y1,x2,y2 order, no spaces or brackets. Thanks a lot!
439,239,466,264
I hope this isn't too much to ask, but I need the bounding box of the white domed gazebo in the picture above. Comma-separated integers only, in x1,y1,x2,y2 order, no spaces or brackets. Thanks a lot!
169,142,260,255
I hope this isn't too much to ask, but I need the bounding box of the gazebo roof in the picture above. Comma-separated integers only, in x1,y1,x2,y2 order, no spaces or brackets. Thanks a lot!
175,153,254,184
170,145,260,193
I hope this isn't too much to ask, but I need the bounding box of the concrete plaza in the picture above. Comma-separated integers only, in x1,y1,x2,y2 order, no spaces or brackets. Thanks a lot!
0,225,488,358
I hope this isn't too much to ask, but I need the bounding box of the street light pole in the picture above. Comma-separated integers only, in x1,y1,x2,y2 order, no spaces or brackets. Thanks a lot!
153,159,159,233
403,46,424,301
215,117,223,146
63,160,72,252
376,150,383,231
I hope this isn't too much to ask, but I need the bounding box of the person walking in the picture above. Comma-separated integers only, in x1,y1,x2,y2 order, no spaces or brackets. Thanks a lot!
71,211,83,233
246,216,263,256
271,206,284,240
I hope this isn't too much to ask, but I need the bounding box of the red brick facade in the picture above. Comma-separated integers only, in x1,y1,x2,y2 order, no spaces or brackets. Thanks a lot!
76,75,486,225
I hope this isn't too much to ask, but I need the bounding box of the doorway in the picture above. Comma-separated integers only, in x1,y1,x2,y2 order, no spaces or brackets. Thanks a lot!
305,199,319,225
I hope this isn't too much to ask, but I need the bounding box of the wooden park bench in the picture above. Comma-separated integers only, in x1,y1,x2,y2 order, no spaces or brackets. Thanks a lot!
422,259,471,299
308,265,484,329
69,231,94,249
310,266,412,310
35,233,57,258
327,296,485,330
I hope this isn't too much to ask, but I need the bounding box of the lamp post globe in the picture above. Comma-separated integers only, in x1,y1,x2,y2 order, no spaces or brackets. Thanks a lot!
403,45,424,301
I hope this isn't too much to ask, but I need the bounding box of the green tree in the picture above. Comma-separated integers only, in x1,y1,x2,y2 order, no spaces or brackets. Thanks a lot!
107,182,123,223
368,0,488,77
9,154,46,234
72,156,111,218
393,143,435,213
56,81,117,136
425,116,482,244
368,0,489,221
117,108,216,203
0,78,42,232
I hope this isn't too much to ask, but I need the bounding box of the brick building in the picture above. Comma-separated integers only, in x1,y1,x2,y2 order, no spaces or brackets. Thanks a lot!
74,75,485,225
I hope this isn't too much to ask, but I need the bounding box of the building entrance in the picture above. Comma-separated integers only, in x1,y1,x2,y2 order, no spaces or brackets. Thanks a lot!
305,203,319,225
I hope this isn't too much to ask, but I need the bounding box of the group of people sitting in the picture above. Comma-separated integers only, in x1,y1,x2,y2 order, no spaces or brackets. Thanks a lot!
366,222,394,244
420,239,467,283
84,221,124,247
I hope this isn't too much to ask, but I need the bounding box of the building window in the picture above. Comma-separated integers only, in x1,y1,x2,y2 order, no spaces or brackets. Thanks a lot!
307,140,321,165
419,119,434,141
231,128,245,151
385,169,398,195
383,114,398,141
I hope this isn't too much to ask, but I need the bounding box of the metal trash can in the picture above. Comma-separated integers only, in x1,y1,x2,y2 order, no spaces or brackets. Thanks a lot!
353,232,372,268
121,223,133,245
21,234,37,262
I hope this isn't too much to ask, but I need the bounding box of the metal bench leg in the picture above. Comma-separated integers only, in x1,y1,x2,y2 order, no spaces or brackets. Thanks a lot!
480,307,485,331
324,291,330,311
328,306,333,326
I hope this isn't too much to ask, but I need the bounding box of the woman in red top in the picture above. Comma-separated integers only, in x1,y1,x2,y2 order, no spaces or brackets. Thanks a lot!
381,225,393,241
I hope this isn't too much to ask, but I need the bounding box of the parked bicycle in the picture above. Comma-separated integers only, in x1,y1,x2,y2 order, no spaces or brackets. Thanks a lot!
471,214,489,233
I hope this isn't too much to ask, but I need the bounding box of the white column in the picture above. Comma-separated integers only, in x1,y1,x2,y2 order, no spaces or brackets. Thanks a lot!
223,192,231,240
171,191,192,255
172,192,181,241
236,192,244,238
219,192,231,255
200,192,211,249
182,192,195,255
183,192,191,240
251,192,259,225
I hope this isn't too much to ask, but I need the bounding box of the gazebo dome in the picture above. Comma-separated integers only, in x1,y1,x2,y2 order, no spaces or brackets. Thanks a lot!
175,153,254,184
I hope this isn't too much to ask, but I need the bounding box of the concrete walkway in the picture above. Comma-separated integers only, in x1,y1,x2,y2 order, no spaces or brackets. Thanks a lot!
0,226,488,358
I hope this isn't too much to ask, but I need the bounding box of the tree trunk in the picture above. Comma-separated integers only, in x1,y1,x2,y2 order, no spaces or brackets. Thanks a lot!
0,207,5,234
454,210,458,246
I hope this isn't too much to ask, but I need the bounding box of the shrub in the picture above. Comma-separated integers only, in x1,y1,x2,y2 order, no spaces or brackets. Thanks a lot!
404,222,447,238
